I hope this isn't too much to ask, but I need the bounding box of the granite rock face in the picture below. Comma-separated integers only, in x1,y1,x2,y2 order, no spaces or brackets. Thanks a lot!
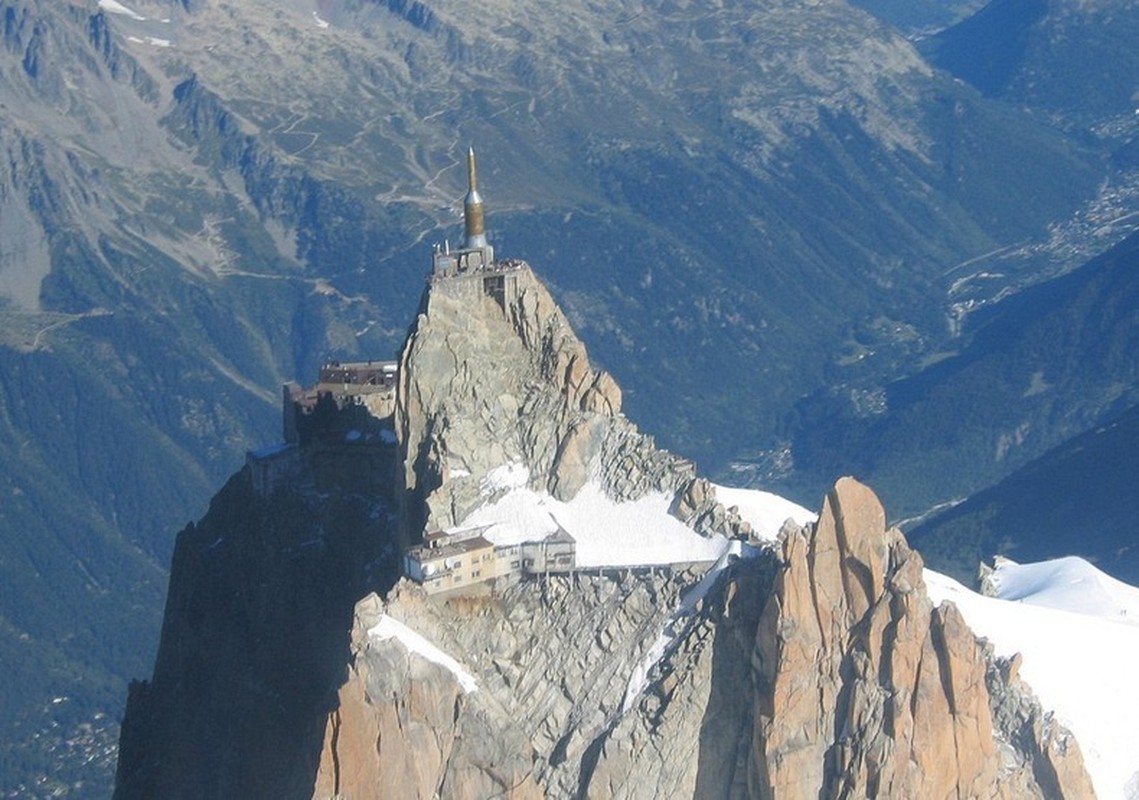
117,261,1096,799
312,594,541,800
396,264,700,531
749,476,1093,800
312,568,718,800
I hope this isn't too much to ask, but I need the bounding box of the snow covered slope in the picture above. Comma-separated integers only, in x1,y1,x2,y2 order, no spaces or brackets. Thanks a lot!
985,555,1139,621
368,615,478,693
927,557,1139,799
457,470,817,569
712,483,817,539
460,472,1138,796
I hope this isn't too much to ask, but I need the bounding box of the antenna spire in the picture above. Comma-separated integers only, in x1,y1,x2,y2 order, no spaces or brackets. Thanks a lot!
467,145,478,192
464,146,487,250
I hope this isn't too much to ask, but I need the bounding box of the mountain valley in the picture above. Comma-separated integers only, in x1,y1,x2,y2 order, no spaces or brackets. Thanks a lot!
2,0,1139,793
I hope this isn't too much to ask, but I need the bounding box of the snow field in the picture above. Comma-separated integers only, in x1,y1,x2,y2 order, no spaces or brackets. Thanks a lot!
462,479,729,568
711,483,817,539
926,562,1139,800
461,467,818,568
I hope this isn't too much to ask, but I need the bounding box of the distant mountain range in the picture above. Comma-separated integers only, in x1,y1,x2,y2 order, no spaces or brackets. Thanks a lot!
911,400,1139,585
922,0,1139,135
783,229,1139,520
2,0,1139,793
849,0,985,34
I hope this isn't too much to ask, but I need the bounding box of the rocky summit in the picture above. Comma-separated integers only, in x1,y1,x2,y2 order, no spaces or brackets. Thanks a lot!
115,255,1094,798
752,477,1093,799
397,260,690,526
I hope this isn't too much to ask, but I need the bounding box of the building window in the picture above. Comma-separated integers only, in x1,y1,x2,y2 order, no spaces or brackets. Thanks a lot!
510,560,520,569
472,570,480,578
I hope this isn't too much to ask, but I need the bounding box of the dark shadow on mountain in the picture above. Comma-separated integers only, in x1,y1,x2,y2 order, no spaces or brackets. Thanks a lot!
692,557,777,797
910,401,1139,586
921,0,1048,97
114,413,404,798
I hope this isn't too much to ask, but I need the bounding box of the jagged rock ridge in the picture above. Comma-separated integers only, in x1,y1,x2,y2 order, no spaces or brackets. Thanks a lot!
397,262,703,530
750,477,1093,799
116,263,1095,798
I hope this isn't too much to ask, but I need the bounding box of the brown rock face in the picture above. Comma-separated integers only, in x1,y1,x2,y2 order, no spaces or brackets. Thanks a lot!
749,476,1094,800
312,595,542,800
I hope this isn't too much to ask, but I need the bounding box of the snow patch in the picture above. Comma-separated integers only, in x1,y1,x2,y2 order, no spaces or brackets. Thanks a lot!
712,484,817,540
987,556,1139,623
926,566,1139,800
461,480,731,568
479,461,530,497
126,35,172,47
368,615,478,693
98,0,145,20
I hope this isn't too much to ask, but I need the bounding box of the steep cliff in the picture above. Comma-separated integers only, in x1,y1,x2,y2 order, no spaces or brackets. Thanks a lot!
750,477,1092,799
116,264,1095,798
114,441,405,798
397,263,699,531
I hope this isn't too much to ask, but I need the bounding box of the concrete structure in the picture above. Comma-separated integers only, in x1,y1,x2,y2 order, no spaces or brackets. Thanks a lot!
405,526,578,596
249,361,400,497
283,360,398,446
430,147,524,312
520,529,576,574
403,529,499,595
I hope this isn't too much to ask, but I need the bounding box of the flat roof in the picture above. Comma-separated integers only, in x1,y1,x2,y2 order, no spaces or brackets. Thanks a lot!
407,535,494,562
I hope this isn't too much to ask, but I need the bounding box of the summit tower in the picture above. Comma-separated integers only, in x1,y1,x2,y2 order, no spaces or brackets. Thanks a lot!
432,145,496,276
463,146,488,251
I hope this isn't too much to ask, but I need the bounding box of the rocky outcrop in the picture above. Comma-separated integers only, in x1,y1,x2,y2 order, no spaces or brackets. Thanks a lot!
116,247,1099,799
312,594,540,800
582,561,776,799
986,653,1098,800
117,457,1098,800
749,476,1093,799
397,263,698,530
312,568,712,799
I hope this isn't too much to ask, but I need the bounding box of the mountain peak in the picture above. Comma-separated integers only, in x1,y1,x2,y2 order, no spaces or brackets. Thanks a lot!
398,248,694,533
754,476,1095,798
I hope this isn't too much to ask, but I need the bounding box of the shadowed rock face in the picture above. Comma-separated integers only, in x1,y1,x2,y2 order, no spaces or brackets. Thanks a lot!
749,476,1093,800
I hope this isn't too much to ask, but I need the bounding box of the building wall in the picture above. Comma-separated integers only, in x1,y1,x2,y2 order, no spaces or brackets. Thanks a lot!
495,545,523,578
519,539,576,574
408,541,497,595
